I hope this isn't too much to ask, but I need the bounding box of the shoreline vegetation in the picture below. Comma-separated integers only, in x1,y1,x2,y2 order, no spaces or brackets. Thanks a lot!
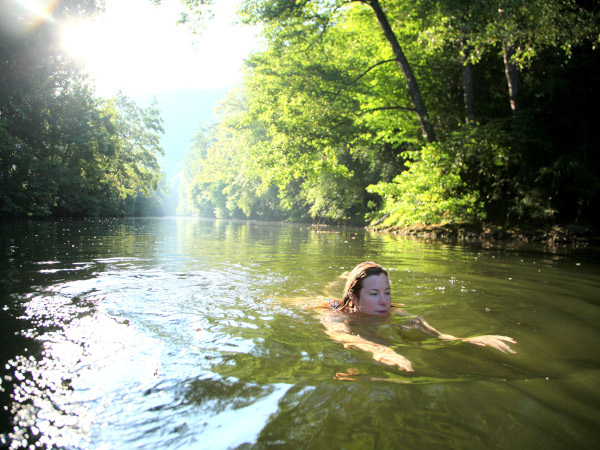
2,2,599,236
367,222,600,246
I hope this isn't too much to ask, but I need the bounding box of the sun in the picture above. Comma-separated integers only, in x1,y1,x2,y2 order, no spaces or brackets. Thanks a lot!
60,19,102,61
59,0,183,96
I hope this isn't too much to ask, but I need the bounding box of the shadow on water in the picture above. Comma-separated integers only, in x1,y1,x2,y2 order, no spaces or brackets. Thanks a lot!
1,218,599,448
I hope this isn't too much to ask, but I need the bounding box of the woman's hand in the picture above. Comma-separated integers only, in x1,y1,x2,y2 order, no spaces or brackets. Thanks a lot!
462,335,517,354
373,348,414,372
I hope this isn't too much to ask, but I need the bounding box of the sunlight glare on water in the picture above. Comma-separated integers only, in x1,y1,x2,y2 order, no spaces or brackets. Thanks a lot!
1,218,599,448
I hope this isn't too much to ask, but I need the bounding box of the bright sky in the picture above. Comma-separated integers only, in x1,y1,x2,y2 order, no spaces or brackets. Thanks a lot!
59,0,261,97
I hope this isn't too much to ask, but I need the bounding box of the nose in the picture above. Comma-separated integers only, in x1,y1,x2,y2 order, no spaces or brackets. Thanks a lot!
378,294,386,305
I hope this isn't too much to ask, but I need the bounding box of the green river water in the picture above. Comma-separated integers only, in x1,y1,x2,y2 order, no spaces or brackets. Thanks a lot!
1,218,599,449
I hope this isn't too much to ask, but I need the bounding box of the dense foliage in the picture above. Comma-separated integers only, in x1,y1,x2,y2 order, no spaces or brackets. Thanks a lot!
0,1,166,218
180,0,599,229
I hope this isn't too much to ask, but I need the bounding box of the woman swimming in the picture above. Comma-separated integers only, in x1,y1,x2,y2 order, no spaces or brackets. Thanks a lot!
319,262,517,372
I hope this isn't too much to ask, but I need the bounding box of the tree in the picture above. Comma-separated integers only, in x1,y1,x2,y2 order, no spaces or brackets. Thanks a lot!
178,0,600,227
179,89,282,219
0,2,166,218
363,0,436,141
0,6,100,216
238,0,437,142
422,0,599,114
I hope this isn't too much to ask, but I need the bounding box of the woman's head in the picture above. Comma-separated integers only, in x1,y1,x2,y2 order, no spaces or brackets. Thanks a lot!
338,262,391,315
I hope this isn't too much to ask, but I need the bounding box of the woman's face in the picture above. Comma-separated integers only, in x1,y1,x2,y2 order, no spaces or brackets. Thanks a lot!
353,273,391,316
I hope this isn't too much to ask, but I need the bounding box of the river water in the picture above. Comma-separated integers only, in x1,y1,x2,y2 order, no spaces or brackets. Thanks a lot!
1,218,599,449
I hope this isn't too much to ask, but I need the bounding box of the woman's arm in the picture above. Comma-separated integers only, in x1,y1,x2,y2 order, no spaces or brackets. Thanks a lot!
403,316,517,354
321,314,414,372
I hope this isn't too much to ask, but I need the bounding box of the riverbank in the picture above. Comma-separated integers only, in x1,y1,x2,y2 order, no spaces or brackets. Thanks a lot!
368,222,600,246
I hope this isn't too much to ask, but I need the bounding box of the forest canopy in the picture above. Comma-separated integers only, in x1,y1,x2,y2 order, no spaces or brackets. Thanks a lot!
1,0,167,218
179,0,600,229
2,0,598,228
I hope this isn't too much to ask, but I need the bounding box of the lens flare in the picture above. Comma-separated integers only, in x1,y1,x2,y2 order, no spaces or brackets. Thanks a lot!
1,0,60,35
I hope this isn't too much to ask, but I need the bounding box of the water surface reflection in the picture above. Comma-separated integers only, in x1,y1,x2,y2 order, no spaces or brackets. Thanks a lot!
1,218,599,448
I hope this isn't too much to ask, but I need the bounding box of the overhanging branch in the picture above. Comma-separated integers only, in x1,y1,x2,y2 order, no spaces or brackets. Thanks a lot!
322,58,399,118
354,59,396,83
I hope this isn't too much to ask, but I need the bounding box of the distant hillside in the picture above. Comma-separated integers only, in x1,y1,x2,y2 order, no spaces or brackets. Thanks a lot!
134,87,229,182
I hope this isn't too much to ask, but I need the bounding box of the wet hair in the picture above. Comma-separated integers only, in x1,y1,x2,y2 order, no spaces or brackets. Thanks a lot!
336,262,388,311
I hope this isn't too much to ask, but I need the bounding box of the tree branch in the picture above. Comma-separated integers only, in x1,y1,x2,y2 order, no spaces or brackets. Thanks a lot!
354,59,397,83
324,59,397,112
362,105,416,113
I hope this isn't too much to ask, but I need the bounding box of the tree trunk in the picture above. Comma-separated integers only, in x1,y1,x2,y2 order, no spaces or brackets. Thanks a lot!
502,42,521,114
367,0,436,143
462,45,476,123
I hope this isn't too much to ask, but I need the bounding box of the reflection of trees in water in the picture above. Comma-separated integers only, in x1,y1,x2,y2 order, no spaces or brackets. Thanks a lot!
185,375,276,414
247,356,594,448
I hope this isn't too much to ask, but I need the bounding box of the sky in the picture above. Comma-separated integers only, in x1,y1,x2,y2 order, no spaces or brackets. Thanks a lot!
60,0,261,97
